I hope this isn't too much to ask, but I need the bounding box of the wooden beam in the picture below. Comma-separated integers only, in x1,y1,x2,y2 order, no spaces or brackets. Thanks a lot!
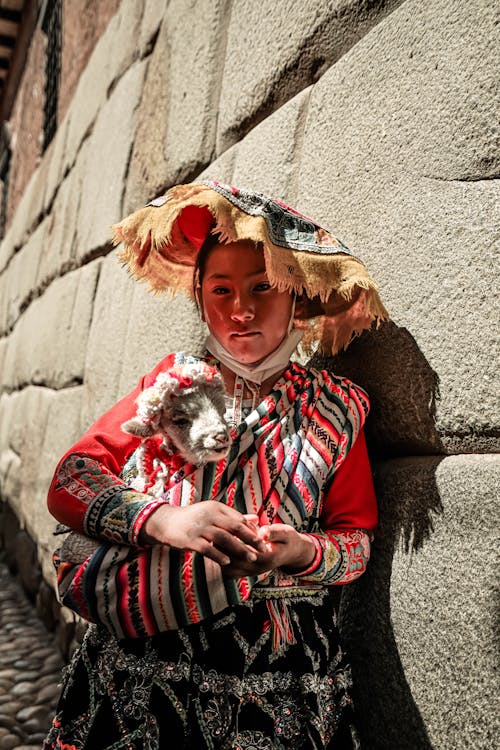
0,9,22,24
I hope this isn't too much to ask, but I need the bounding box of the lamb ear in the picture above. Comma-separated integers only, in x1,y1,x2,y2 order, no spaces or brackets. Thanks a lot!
121,417,155,437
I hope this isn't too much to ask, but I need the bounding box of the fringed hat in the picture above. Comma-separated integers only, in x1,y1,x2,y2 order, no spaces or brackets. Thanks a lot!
112,180,389,355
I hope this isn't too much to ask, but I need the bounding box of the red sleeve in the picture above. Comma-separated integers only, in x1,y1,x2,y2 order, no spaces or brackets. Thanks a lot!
320,428,378,533
47,353,178,536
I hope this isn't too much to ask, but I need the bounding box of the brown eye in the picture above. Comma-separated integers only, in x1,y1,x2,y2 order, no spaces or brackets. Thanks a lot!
171,416,189,427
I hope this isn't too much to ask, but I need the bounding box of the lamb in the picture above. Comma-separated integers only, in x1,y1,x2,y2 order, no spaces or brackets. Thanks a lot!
121,361,231,496
54,361,231,568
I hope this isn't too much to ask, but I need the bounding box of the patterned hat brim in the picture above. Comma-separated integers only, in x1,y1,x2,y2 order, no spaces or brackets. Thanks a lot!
112,180,389,354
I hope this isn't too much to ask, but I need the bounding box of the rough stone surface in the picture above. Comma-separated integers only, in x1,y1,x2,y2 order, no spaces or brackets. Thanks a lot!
0,388,52,536
1,260,100,391
30,387,85,581
117,280,206,399
340,453,499,749
0,219,47,337
62,0,145,174
82,251,205,426
229,88,311,200
59,0,121,124
298,0,499,453
75,60,147,255
43,116,70,217
0,385,83,577
123,19,170,212
197,146,236,185
125,0,230,212
6,28,45,230
0,227,14,278
139,0,168,55
1,160,45,271
81,251,140,424
161,0,230,184
36,153,87,291
217,0,403,152
0,2,497,748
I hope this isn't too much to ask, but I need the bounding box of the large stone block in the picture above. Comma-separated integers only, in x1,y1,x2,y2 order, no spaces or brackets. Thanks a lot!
125,0,229,212
230,88,311,199
32,386,85,582
162,0,230,183
0,387,52,515
340,453,499,749
81,252,139,425
63,0,145,173
297,0,498,454
123,19,170,212
0,447,21,520
2,260,101,391
116,280,205,398
75,60,147,256
0,392,14,454
197,145,237,184
199,87,311,199
0,338,7,389
0,219,47,337
43,113,70,215
0,221,15,275
1,144,52,263
81,251,205,427
139,0,168,55
36,148,87,290
217,0,403,153
0,384,84,583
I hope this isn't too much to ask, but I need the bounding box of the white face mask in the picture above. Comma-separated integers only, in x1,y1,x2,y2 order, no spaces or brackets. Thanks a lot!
205,296,303,385
205,328,303,385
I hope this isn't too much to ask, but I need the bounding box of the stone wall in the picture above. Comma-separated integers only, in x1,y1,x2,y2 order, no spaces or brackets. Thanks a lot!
59,0,122,123
0,0,498,747
6,0,120,228
6,26,45,226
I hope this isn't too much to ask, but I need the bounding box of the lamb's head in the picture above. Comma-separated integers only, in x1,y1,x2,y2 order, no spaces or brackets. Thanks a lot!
121,362,231,465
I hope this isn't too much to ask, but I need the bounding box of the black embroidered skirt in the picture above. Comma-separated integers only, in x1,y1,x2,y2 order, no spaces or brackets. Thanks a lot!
44,590,360,750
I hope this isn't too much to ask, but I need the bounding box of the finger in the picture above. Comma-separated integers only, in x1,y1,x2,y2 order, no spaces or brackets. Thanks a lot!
211,529,259,562
229,520,263,547
199,538,230,566
206,506,261,543
212,515,262,548
242,514,259,525
262,525,292,543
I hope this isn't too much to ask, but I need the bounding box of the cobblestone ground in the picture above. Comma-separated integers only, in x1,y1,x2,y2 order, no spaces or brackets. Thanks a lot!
0,563,63,750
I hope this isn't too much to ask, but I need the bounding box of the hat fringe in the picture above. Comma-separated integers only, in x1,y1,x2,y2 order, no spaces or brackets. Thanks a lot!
112,182,389,355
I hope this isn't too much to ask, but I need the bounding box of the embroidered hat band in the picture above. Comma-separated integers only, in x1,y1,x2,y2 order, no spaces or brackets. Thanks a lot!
112,180,389,354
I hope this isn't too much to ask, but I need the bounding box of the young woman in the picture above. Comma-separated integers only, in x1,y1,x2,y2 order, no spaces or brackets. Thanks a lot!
44,181,388,750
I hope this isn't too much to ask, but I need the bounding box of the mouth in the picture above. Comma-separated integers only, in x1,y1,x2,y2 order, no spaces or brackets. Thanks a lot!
230,331,260,338
212,444,230,454
203,444,230,462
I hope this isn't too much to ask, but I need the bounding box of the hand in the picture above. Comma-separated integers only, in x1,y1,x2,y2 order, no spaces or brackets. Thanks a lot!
139,502,263,567
222,523,316,578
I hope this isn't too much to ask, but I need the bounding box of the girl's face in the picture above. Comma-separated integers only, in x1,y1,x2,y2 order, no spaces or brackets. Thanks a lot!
199,241,294,365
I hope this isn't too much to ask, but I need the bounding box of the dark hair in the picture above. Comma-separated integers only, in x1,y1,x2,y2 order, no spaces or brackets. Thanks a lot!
192,234,263,300
193,232,223,296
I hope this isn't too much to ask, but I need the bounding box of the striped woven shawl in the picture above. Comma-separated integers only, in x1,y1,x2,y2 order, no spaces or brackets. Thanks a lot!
60,360,369,638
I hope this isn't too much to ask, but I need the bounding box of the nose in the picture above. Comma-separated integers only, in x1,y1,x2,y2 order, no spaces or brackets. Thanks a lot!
230,292,255,321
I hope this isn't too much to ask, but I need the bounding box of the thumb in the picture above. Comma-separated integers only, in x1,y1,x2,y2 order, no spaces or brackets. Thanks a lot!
262,525,290,543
